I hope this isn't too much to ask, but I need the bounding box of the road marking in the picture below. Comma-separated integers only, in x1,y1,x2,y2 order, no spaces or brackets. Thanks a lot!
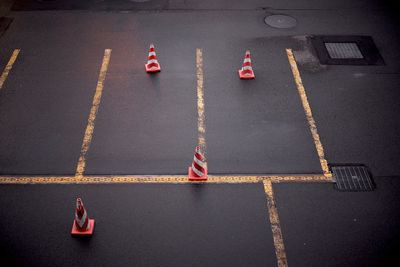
286,48,332,179
0,174,331,184
263,179,288,267
196,48,207,155
0,49,20,90
270,174,330,182
75,49,112,180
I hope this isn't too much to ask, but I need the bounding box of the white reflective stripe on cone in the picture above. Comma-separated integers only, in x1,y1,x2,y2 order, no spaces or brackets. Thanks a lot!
192,163,204,176
76,210,87,229
193,156,206,168
243,58,251,63
150,44,155,48
242,66,253,71
147,59,159,64
148,51,156,56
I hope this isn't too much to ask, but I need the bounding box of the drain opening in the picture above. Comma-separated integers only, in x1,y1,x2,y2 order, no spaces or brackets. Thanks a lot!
311,35,384,65
325,42,363,59
330,164,375,191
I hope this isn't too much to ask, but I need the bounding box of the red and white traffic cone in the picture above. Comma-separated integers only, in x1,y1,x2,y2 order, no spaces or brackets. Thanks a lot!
71,198,95,236
238,50,255,79
188,146,208,181
145,43,161,73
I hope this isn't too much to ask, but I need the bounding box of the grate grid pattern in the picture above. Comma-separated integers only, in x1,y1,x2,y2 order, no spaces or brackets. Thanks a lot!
332,165,374,191
325,42,363,59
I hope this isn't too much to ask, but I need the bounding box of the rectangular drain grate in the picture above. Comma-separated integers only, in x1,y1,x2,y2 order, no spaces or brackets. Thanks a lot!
325,42,363,59
331,164,375,191
311,35,384,65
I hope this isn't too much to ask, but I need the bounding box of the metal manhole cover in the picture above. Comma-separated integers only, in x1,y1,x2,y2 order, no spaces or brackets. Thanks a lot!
331,165,375,191
264,15,297,29
325,43,363,59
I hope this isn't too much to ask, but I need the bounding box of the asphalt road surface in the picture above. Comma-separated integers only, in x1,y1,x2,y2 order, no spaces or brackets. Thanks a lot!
0,0,399,266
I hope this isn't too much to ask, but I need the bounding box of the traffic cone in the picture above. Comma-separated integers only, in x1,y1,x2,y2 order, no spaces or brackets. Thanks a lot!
145,44,161,73
188,146,208,181
238,50,255,79
71,198,95,236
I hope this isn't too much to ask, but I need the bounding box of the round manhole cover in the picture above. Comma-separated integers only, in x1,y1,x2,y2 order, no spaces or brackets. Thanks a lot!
264,14,297,29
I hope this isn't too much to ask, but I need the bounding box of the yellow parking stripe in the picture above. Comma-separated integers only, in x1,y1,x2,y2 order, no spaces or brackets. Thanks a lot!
286,49,332,179
0,174,331,184
263,179,288,267
196,48,207,155
75,49,112,180
0,49,20,90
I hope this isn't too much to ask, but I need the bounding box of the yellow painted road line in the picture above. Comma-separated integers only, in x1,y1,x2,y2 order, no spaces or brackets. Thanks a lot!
263,179,288,267
0,175,333,184
286,48,332,179
75,49,112,180
0,49,20,90
0,175,262,184
196,48,207,154
270,174,331,182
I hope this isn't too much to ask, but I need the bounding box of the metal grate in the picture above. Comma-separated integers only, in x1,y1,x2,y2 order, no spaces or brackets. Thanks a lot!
331,165,375,191
325,42,363,59
311,36,384,65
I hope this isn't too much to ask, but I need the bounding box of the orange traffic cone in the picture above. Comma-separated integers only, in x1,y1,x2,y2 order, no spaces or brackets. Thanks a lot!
145,44,161,73
71,198,95,236
188,146,208,181
238,50,255,79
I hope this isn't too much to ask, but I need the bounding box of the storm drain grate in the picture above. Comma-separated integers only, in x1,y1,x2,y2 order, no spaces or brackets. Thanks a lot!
331,165,375,191
325,43,363,59
311,35,384,65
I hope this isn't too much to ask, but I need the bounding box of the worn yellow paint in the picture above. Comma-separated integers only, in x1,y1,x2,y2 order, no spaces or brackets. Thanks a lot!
286,48,332,179
0,49,20,90
75,49,112,180
196,48,207,153
270,174,331,182
263,179,288,267
0,174,332,184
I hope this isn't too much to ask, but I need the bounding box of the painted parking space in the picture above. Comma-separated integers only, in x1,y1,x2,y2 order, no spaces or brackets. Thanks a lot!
203,38,322,174
299,66,400,177
83,44,198,175
0,47,106,174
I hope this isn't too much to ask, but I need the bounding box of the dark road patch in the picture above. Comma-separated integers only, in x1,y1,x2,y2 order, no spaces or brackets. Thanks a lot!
12,0,168,11
0,17,13,38
0,183,276,267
